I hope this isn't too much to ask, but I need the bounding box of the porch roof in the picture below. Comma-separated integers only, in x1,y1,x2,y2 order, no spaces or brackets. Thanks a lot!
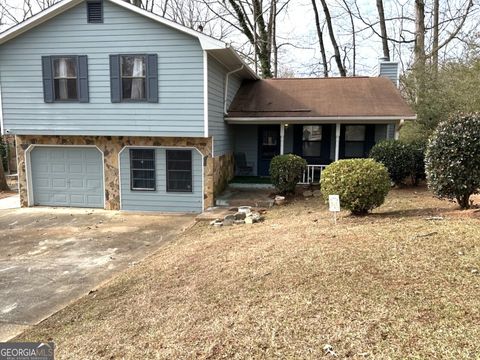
226,77,416,123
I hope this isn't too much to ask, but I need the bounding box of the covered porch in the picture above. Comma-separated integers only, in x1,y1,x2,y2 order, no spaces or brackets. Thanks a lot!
229,121,398,183
225,76,416,184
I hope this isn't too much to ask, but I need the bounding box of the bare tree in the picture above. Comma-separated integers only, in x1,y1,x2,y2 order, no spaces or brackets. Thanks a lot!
376,0,390,60
340,0,356,75
318,0,346,76
414,0,426,69
310,0,328,77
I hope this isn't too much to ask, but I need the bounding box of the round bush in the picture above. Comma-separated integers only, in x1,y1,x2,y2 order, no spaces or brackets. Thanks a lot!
425,112,480,209
269,154,307,194
369,140,416,186
320,159,390,215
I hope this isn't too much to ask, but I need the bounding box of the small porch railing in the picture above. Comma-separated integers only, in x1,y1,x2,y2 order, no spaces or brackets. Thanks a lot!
299,165,327,185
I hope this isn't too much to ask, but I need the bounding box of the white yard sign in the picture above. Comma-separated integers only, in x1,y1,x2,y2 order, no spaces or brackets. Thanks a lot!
328,195,340,224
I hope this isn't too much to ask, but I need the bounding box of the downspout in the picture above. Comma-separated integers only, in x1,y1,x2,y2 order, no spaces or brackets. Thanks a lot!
224,65,244,115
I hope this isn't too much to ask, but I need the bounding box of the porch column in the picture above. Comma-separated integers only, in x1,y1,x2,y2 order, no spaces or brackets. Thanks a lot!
394,121,401,140
334,123,341,161
280,123,285,155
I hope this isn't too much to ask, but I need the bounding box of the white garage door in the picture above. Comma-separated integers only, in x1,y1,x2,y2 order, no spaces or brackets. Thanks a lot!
30,147,104,208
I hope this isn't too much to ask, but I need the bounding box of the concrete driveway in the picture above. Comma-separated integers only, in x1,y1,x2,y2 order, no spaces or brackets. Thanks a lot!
0,204,195,341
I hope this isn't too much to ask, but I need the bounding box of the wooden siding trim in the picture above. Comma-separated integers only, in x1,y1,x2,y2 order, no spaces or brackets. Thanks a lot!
203,50,209,138
0,78,4,135
118,145,205,212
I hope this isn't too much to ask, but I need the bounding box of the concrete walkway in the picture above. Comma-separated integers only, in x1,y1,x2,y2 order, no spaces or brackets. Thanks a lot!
0,207,194,341
0,194,20,210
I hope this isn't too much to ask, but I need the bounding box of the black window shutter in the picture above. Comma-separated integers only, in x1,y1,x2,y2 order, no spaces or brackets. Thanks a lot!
78,55,89,103
109,55,121,103
41,56,54,103
146,54,158,103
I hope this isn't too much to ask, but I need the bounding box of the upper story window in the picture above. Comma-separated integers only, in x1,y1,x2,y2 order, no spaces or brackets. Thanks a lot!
53,57,78,101
41,55,89,103
87,1,103,23
109,54,158,103
121,55,146,101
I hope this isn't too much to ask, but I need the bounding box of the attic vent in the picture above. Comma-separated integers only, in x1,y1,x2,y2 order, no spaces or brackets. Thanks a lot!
87,1,103,23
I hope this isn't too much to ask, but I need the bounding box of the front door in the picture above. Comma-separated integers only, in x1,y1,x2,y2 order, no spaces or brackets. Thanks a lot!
258,125,280,176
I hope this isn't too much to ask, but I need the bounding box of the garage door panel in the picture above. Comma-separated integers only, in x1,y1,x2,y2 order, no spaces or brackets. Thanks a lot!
35,177,50,188
69,178,84,189
86,179,101,189
52,193,68,205
31,147,104,208
86,163,101,173
70,194,86,206
69,163,84,174
86,195,103,205
51,163,67,173
52,178,67,188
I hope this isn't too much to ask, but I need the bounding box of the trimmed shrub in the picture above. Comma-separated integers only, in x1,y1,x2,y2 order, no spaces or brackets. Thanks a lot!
369,140,415,186
320,159,390,215
269,154,307,194
425,112,480,209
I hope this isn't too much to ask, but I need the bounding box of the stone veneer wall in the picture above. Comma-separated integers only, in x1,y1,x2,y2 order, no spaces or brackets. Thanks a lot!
15,135,214,210
213,152,235,196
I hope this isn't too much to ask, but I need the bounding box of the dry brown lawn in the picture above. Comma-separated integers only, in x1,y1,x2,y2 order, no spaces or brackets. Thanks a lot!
16,188,480,359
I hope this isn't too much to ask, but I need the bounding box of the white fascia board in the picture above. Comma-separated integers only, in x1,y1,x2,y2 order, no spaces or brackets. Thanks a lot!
225,115,417,124
203,51,209,138
0,0,227,51
224,46,259,79
108,0,226,50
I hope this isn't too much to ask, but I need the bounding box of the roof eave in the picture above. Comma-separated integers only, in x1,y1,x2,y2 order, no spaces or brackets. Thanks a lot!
225,115,417,124
0,0,84,45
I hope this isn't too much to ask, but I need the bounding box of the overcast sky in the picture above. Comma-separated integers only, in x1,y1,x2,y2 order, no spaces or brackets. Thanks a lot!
2,0,475,77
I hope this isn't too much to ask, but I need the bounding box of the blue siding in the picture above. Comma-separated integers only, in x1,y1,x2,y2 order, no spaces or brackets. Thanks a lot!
0,1,204,136
207,55,241,156
119,147,203,213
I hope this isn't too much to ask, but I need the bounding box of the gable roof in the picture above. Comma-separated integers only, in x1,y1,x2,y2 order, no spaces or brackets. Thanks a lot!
227,77,416,121
0,0,258,79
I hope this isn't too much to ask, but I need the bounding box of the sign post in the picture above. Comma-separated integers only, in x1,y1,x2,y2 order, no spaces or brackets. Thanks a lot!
328,195,340,224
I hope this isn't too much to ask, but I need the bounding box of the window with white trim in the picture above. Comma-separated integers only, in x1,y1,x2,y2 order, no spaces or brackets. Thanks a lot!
166,150,192,192
130,149,156,191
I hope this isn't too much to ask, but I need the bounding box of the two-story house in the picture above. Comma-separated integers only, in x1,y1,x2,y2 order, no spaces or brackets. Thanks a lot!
0,0,415,213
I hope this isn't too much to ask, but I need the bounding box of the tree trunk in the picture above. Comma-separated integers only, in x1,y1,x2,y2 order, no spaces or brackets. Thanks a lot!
319,0,346,76
376,0,390,60
456,194,471,209
414,0,426,105
129,0,143,7
342,0,356,76
311,0,329,77
0,163,9,191
432,0,439,73
414,0,426,68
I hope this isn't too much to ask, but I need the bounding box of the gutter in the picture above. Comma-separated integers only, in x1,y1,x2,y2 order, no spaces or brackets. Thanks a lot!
224,65,244,115
225,115,417,124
